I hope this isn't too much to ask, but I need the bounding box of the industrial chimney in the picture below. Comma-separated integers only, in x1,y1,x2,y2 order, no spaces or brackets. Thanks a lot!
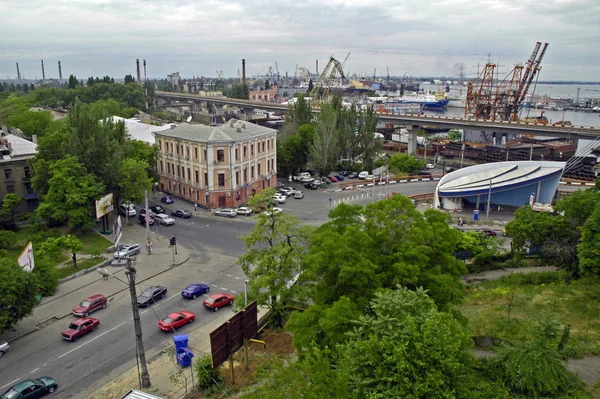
316,59,319,75
136,59,141,85
58,61,63,81
143,59,147,82
41,59,46,82
242,59,246,85
16,63,22,84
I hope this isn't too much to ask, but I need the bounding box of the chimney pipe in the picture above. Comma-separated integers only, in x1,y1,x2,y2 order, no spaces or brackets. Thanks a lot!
316,59,319,75
143,59,147,82
16,63,22,85
136,59,142,85
41,59,46,82
242,59,246,85
58,61,63,81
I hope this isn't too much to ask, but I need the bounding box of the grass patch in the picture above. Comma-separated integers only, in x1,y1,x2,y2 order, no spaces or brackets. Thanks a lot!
56,257,106,279
73,230,111,255
459,272,600,356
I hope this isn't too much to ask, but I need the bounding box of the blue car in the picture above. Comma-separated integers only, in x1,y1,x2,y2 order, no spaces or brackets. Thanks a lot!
161,196,174,204
335,174,345,181
181,283,210,299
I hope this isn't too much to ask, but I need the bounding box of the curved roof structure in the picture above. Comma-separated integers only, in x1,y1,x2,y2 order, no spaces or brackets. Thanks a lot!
434,161,565,209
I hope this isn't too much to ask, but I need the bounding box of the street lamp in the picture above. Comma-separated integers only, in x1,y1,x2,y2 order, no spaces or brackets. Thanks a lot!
97,257,151,388
244,280,249,306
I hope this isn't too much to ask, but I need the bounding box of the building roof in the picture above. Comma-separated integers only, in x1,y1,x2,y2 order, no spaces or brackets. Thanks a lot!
155,120,277,144
3,134,37,159
120,389,164,399
108,116,174,145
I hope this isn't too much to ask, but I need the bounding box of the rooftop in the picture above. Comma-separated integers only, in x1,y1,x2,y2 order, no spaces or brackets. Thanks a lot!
1,134,37,159
155,120,277,143
107,116,174,145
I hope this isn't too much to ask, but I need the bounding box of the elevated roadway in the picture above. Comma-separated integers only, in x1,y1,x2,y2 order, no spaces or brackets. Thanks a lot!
155,91,600,140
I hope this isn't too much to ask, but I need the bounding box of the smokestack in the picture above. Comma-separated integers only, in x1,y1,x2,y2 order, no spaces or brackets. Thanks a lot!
242,59,246,85
16,63,22,84
58,61,63,81
316,59,319,75
41,59,46,82
136,59,142,85
143,59,147,82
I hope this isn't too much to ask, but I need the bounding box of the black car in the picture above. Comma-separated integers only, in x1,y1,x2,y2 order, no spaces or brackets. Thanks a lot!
304,182,318,190
149,205,165,214
136,286,168,307
340,170,350,176
171,209,191,218
348,172,359,179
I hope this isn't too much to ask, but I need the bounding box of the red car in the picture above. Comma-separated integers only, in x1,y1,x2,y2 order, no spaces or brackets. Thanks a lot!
329,176,338,182
158,311,195,332
203,293,234,311
72,294,107,317
61,317,100,341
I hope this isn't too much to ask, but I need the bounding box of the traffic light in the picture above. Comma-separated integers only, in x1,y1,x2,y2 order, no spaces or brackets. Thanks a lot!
169,236,176,246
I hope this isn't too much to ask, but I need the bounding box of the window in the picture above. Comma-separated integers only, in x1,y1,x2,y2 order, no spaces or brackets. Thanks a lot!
204,172,208,187
171,142,174,153
176,144,179,155
24,166,31,178
187,168,191,181
203,149,207,161
236,171,240,186
177,166,180,178
196,191,199,201
194,147,198,160
6,185,14,193
159,140,162,150
235,148,239,160
267,160,270,171
258,164,261,176
267,140,270,150
160,161,164,172
188,187,192,197
244,146,248,158
262,142,265,152
218,173,225,187
217,149,225,162
167,163,170,174
244,168,248,184
251,144,254,156
195,170,199,184
4,169,12,179
251,166,255,179
186,147,190,158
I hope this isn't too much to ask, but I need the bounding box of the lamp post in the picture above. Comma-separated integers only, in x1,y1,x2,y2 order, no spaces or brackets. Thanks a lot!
485,179,492,222
97,258,151,388
244,280,249,306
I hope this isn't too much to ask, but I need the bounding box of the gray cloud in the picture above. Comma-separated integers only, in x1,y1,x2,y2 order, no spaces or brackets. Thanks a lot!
0,0,598,81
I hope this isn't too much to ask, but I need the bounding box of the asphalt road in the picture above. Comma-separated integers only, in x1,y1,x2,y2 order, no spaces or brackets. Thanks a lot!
0,179,439,398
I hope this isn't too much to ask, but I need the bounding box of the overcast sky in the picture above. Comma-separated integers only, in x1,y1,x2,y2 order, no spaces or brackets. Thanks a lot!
1,0,599,82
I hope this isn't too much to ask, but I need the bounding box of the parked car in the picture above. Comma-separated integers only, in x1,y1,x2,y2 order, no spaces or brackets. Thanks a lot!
171,209,191,218
294,191,304,199
139,215,155,226
203,293,234,311
278,188,293,196
417,171,432,176
1,378,58,398
181,283,210,299
272,194,287,204
119,203,137,217
264,207,283,216
235,207,253,216
335,175,345,181
161,196,174,204
72,294,107,317
300,176,314,184
61,317,100,341
158,311,195,332
304,182,318,190
480,228,498,237
348,172,359,179
149,205,165,214
426,163,435,169
0,341,9,358
214,208,237,218
155,213,175,225
139,208,156,218
282,187,297,195
113,244,141,259
136,286,168,307
358,171,369,180
340,170,350,176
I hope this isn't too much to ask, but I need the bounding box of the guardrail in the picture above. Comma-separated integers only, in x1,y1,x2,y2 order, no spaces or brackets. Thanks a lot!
336,174,443,191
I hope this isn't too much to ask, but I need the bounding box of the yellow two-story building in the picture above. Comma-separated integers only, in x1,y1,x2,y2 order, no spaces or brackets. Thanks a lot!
155,120,278,209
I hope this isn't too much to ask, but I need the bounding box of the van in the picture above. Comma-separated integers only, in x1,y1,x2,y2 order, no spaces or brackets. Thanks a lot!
119,203,137,217
358,171,369,180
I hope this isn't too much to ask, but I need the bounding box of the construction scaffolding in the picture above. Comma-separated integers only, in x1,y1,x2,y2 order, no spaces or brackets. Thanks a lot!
465,42,548,121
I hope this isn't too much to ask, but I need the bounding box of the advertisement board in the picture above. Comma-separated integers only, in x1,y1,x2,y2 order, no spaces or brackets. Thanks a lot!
17,242,35,272
95,193,115,219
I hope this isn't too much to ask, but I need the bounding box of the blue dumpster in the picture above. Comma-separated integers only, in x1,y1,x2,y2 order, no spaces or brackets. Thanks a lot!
176,347,194,368
174,334,188,351
473,210,479,221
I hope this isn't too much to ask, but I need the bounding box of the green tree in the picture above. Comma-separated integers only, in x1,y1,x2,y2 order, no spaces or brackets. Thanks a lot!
388,152,427,175
338,104,358,163
0,258,40,334
124,74,136,84
86,77,95,86
307,79,313,92
308,103,339,177
117,158,154,206
238,188,313,327
67,74,79,89
7,109,53,138
61,234,84,269
0,230,17,249
354,106,380,171
0,193,22,230
577,204,600,275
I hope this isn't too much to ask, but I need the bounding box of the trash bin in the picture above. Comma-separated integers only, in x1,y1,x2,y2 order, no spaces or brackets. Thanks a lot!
176,347,194,368
174,334,188,351
473,210,479,221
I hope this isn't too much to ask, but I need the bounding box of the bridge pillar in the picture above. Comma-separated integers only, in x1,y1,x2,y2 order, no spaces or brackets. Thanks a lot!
214,104,225,116
243,108,253,121
407,126,419,155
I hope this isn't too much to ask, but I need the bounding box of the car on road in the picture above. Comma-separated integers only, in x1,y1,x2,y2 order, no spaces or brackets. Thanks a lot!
72,294,107,317
158,311,196,332
155,213,175,225
136,286,168,307
1,377,58,399
235,207,253,216
113,243,141,259
181,283,210,299
0,341,8,358
304,182,318,190
161,196,174,204
203,293,234,311
264,207,283,216
214,208,237,218
348,172,358,179
480,228,498,237
61,317,100,341
139,215,155,226
171,209,191,218
294,191,304,199
149,205,165,214
272,194,286,204
328,175,338,182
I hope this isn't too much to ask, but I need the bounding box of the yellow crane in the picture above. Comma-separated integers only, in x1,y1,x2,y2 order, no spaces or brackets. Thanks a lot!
309,54,347,105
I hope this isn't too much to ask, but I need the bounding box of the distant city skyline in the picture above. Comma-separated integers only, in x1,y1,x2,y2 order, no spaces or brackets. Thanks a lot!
1,0,599,82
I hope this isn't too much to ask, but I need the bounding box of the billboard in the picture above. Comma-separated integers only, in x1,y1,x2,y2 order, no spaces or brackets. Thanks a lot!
95,193,115,219
113,216,123,247
210,301,258,369
17,242,35,272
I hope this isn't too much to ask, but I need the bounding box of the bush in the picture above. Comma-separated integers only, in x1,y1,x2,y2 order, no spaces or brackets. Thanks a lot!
32,257,60,295
195,355,221,390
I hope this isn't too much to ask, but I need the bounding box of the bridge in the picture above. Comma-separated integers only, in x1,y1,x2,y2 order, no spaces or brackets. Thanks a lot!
155,91,600,144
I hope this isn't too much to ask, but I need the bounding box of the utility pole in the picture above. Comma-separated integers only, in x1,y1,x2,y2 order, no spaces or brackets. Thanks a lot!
125,258,151,388
145,190,151,254
485,179,492,222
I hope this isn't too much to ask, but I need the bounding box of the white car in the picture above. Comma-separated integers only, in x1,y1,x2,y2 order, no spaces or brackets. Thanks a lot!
236,207,253,216
214,208,237,218
273,194,287,204
0,341,9,358
282,186,297,195
294,191,304,199
426,163,435,169
114,243,141,259
155,213,175,225
264,207,283,216
358,171,369,180
301,177,314,183
278,188,293,197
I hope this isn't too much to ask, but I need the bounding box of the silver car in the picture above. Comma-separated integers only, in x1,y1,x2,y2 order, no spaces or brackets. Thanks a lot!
0,341,8,358
214,208,237,218
294,191,304,199
114,244,141,259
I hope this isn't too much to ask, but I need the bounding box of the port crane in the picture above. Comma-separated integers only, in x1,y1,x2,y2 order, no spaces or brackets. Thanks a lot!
309,54,346,104
216,70,223,79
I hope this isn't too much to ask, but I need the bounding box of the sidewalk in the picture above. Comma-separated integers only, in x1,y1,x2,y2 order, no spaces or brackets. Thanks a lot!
86,306,269,399
0,221,190,343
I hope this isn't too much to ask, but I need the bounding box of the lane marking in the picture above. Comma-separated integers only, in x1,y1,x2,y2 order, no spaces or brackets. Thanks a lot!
1,378,19,390
231,290,238,294
30,368,39,374
235,276,241,280
220,287,228,290
57,330,111,359
225,274,232,277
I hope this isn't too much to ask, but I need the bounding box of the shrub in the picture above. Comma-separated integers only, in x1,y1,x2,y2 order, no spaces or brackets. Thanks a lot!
195,354,221,390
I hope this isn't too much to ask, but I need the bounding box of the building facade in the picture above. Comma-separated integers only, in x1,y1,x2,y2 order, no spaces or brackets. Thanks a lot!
249,85,278,102
155,120,277,209
0,133,38,213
